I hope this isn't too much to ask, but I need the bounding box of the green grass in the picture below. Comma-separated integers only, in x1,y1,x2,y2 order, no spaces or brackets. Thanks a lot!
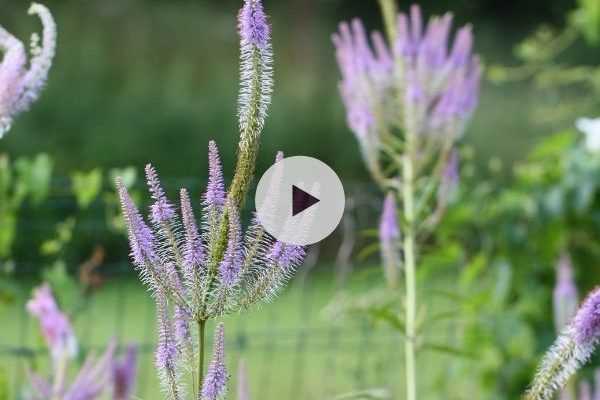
0,266,469,400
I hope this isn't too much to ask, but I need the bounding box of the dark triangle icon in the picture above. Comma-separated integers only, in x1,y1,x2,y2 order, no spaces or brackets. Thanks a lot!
292,185,320,216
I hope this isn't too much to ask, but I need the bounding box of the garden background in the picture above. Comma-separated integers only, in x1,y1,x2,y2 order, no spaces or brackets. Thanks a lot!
2,0,600,399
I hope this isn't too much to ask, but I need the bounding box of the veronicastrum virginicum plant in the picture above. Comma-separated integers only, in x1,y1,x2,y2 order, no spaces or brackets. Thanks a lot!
333,1,481,398
0,2,56,138
117,1,306,399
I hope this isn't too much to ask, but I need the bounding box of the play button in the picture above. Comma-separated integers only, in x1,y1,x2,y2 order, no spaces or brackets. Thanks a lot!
292,185,320,216
255,156,345,246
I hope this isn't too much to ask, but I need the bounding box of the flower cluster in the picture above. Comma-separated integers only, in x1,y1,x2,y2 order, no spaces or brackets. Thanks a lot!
116,1,305,398
333,4,480,178
26,284,137,400
0,3,56,138
117,142,305,397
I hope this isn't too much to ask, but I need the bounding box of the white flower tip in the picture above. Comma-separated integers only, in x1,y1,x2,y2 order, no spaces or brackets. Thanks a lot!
28,3,47,15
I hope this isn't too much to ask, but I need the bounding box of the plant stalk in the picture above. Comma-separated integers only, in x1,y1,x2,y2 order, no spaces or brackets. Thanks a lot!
378,0,397,44
197,319,207,395
51,353,68,400
402,149,417,400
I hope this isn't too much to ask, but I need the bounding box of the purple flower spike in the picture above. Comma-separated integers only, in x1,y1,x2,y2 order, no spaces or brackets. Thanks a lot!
219,206,243,287
63,341,116,400
553,253,579,333
116,179,157,266
332,18,393,144
180,188,205,271
205,141,226,209
238,0,270,49
145,164,175,224
155,290,178,374
112,345,137,400
26,284,78,363
572,287,600,347
268,241,306,272
174,304,191,344
334,4,481,147
202,323,229,400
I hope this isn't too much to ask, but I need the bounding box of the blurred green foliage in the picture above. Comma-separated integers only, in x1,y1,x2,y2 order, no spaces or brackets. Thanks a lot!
572,0,600,44
331,129,600,398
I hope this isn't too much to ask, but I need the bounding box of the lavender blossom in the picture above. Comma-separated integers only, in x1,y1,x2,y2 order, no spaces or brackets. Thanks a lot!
219,205,243,287
0,3,56,138
180,188,205,273
205,141,227,210
332,19,393,174
554,253,579,333
526,288,600,400
202,323,229,400
29,344,116,400
267,241,306,272
333,4,481,175
397,5,481,137
116,178,157,267
238,0,269,49
238,0,273,135
146,164,176,224
26,284,77,363
379,193,400,287
63,342,116,400
112,345,138,400
155,288,181,400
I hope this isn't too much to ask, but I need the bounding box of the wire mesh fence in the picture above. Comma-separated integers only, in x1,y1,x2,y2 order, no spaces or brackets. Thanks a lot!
1,177,404,399
1,269,404,400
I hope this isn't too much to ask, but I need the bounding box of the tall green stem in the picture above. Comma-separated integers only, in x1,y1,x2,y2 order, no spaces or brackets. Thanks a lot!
402,148,417,400
198,319,207,394
376,1,417,396
51,353,68,400
378,0,397,44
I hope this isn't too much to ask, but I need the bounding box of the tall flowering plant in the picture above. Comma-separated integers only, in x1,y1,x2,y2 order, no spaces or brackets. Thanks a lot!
116,1,305,399
26,284,137,400
333,2,481,398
